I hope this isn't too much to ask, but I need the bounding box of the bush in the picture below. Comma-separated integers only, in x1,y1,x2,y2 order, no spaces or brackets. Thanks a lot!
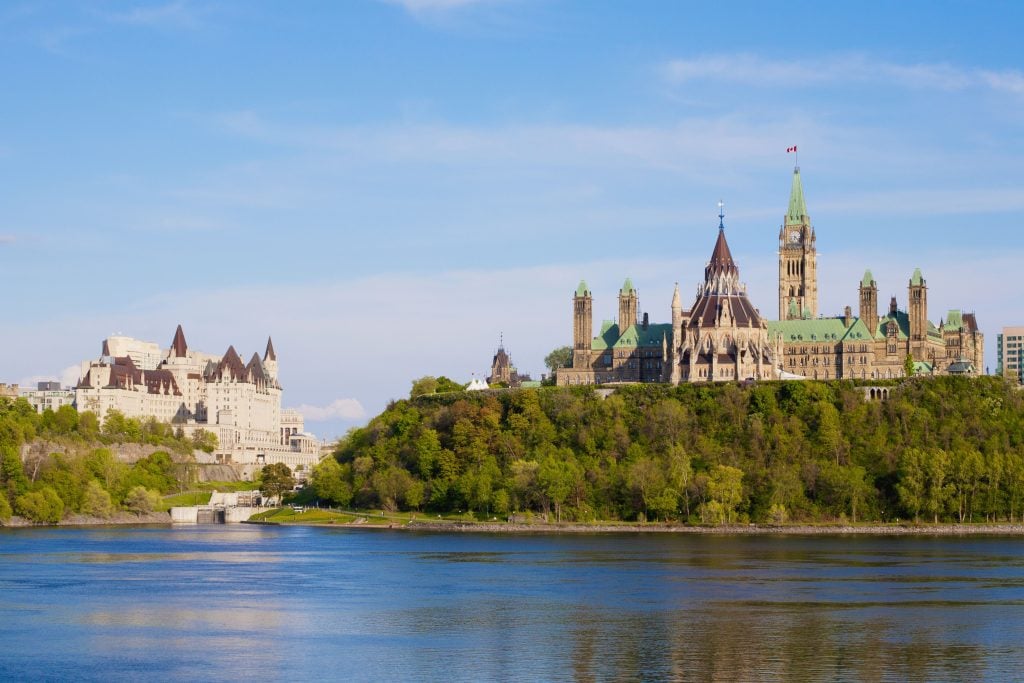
15,486,64,524
124,486,161,514
81,480,114,518
0,494,11,523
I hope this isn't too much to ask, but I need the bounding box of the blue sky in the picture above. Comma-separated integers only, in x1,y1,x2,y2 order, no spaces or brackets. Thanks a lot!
3,0,1024,437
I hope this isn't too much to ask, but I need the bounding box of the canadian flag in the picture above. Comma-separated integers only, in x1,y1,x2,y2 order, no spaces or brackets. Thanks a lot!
787,145,798,153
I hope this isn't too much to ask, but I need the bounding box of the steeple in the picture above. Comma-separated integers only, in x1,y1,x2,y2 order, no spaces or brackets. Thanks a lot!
778,166,818,319
671,282,681,311
170,325,188,358
264,336,276,362
787,167,808,224
704,209,740,294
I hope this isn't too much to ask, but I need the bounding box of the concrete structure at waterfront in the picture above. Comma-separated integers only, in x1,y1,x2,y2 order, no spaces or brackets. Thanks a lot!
997,327,1024,383
75,325,320,469
557,166,984,385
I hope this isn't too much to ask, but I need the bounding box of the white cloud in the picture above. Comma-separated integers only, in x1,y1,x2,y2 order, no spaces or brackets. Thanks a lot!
106,1,205,30
17,365,80,391
294,399,367,422
664,54,1024,95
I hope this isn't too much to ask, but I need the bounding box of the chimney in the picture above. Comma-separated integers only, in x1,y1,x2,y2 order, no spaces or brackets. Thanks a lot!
642,312,649,330
843,306,852,327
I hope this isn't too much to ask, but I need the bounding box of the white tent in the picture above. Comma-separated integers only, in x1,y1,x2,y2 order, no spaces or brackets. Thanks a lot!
466,378,489,391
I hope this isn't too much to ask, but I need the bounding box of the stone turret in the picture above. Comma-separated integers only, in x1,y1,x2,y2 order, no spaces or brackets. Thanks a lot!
618,278,638,331
572,281,592,369
859,269,878,335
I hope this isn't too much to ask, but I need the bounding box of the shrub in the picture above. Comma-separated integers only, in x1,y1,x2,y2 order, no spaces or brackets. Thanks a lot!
15,486,64,524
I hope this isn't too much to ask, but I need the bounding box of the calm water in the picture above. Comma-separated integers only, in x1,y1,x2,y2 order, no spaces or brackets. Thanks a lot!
2,526,1024,682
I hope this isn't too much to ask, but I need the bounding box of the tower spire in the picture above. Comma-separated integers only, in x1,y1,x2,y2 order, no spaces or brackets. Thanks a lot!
717,199,725,230
787,167,808,223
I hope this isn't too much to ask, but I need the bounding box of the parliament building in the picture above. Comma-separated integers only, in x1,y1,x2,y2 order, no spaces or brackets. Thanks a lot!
556,167,984,386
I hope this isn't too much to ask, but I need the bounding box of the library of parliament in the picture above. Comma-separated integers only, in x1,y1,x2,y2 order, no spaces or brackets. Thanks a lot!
556,166,984,386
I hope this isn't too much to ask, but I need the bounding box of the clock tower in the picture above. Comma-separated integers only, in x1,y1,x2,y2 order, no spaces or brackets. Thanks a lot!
778,166,818,320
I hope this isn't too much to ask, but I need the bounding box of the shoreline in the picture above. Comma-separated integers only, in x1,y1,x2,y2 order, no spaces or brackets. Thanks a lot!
1,511,172,528
307,520,1024,536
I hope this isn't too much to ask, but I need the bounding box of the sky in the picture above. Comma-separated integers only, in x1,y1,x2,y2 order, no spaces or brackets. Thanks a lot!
2,0,1024,439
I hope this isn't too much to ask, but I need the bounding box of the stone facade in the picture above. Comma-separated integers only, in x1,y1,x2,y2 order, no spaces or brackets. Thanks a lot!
558,212,773,386
75,326,320,468
767,168,983,380
556,166,984,386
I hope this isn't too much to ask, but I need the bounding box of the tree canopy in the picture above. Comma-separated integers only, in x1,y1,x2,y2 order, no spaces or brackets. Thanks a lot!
313,377,1024,525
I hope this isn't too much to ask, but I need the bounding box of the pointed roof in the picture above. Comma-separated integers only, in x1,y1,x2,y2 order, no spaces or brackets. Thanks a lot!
170,324,188,357
910,268,925,286
214,345,247,381
786,167,809,224
671,282,681,309
264,336,276,362
101,339,111,357
861,269,875,287
705,226,738,280
621,277,634,294
575,280,589,297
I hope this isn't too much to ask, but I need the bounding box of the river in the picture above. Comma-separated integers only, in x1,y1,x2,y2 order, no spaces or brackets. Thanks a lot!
2,525,1023,681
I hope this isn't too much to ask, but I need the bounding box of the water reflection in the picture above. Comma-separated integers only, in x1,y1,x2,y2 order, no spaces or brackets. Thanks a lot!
2,527,1024,681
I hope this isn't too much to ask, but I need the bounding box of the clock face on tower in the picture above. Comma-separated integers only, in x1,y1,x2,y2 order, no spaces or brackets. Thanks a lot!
789,230,801,244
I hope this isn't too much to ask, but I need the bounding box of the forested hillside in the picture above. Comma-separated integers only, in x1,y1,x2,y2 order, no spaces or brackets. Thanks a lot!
312,377,1024,524
0,399,203,523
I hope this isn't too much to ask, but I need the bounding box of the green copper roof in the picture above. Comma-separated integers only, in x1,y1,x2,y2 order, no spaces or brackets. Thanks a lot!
910,268,924,286
912,361,933,375
622,277,634,294
591,322,671,350
575,280,588,297
768,317,873,343
861,269,874,287
946,309,963,329
786,167,808,224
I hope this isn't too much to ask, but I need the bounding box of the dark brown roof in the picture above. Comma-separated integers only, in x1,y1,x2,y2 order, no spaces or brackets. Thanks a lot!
101,340,110,356
264,337,276,362
143,369,182,396
705,228,738,281
687,292,764,328
211,345,247,381
963,313,978,332
171,324,188,357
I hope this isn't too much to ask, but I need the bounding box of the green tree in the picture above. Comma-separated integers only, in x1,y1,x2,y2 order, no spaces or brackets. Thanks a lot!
410,376,439,398
544,346,573,374
922,448,952,523
259,463,296,502
15,486,64,523
1,443,29,500
123,485,161,514
706,465,744,524
896,448,926,521
0,494,11,523
311,458,352,508
904,354,916,378
191,429,219,454
435,376,465,394
81,479,114,518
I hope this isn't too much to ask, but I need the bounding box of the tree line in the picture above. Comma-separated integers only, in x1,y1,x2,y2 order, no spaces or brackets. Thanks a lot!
0,398,210,524
308,377,1024,524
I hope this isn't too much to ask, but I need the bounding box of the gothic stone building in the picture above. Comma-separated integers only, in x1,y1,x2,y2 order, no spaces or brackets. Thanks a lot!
557,214,774,386
767,167,983,380
556,166,983,386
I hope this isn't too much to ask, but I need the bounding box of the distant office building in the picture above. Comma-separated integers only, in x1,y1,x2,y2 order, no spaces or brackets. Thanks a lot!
21,381,76,414
997,327,1024,384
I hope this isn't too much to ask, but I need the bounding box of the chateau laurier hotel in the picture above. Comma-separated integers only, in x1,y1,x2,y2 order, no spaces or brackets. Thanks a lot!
557,167,984,386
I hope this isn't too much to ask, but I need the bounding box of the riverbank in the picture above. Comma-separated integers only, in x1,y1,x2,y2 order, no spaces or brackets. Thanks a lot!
1,511,172,527
310,519,1024,535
